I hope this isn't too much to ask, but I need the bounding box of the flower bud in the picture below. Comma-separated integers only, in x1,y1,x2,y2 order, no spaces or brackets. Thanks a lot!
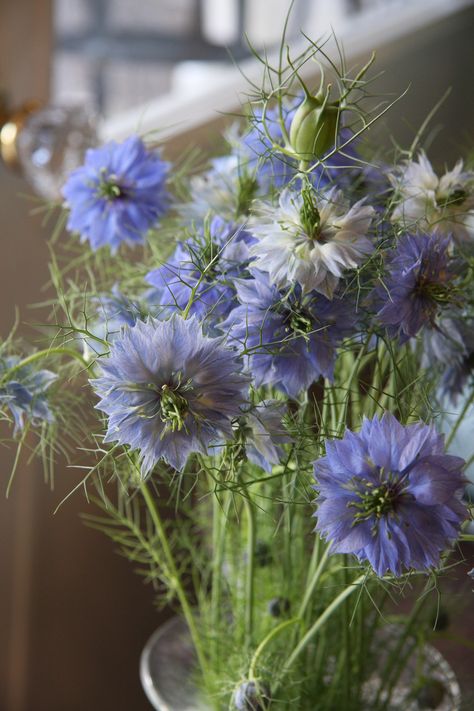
255,540,273,567
268,597,290,617
289,86,340,162
234,680,271,711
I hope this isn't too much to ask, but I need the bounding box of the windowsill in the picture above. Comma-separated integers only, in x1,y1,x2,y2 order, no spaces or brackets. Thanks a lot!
100,0,473,143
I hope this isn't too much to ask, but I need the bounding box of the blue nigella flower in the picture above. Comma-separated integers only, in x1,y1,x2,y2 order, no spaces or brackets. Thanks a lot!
179,155,260,223
440,344,474,403
231,100,300,190
234,680,272,711
313,412,468,577
221,271,358,398
91,315,250,474
235,400,290,472
62,136,169,253
146,217,254,327
0,356,57,432
83,285,143,360
422,316,474,402
375,233,457,342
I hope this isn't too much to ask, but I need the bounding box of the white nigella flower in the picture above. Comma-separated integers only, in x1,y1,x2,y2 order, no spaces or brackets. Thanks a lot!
178,155,258,223
390,152,474,243
249,186,375,298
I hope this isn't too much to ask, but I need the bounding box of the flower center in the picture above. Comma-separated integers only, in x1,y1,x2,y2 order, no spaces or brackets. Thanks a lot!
230,417,251,462
289,311,313,337
436,188,467,208
196,235,221,279
415,274,452,304
97,172,126,201
349,477,403,527
236,173,258,216
159,384,189,432
299,186,323,241
279,299,314,341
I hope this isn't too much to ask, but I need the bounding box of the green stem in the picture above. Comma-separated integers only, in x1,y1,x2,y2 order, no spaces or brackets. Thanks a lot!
244,495,256,650
276,575,365,692
210,487,231,667
379,636,418,710
445,390,474,448
248,618,300,680
181,247,222,320
463,451,474,470
2,347,89,382
341,560,352,709
371,340,392,416
140,481,209,681
354,585,366,704
339,333,374,433
327,384,338,435
5,425,28,498
320,379,330,441
372,590,427,710
377,368,395,413
298,546,330,621
302,534,320,604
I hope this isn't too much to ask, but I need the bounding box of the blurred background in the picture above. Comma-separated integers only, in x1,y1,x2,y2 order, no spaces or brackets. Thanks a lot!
1,1,473,710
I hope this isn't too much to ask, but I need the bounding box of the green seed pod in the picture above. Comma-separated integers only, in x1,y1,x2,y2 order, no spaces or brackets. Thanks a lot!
289,85,340,162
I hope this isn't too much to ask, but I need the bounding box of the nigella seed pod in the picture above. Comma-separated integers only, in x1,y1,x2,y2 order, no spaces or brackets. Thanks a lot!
255,540,273,567
234,680,272,711
268,597,290,617
289,85,340,162
415,679,446,709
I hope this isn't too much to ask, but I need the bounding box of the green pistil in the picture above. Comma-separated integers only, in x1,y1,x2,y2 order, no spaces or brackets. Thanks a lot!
436,188,467,208
416,275,452,304
97,171,124,201
236,173,258,216
198,240,220,277
288,311,313,339
349,480,399,526
299,185,322,241
230,418,250,463
159,384,189,432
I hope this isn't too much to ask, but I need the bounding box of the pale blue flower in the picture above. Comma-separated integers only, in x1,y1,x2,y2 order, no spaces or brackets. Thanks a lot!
0,356,57,432
375,233,456,342
314,412,467,576
221,271,358,397
238,401,290,472
91,316,250,474
83,286,143,359
146,217,253,327
62,136,169,253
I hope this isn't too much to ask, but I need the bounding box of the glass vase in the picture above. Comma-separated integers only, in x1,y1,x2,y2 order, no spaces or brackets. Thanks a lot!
140,616,462,711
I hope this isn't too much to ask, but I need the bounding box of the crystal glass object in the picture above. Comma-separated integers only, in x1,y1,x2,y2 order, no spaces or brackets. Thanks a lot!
140,617,461,711
15,105,96,201
140,616,210,711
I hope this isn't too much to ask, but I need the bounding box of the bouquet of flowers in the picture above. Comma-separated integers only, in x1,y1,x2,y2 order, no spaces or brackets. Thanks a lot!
2,30,473,711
